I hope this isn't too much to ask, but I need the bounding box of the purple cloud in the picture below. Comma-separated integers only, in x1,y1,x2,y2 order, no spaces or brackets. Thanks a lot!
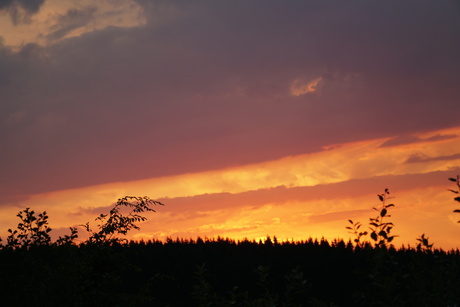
381,134,458,147
1,0,460,201
0,0,45,24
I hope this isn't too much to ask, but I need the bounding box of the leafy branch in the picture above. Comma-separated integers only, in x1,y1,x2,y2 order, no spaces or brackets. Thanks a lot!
0,195,163,249
449,175,460,222
346,189,397,249
369,189,397,248
416,233,433,252
55,227,79,246
346,220,368,248
81,196,164,245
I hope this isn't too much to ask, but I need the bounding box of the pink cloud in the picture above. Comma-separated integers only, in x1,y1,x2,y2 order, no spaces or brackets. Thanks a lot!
381,134,458,147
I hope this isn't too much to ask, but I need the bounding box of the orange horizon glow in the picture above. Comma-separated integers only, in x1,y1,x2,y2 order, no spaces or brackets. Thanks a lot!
1,125,460,250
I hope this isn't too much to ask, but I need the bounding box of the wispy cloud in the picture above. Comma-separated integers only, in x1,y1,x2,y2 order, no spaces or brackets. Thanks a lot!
0,0,145,47
46,7,98,42
405,153,460,164
290,77,322,96
380,134,458,147
307,209,370,224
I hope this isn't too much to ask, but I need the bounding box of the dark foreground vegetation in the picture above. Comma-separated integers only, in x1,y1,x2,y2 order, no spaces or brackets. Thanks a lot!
0,176,459,306
1,237,460,306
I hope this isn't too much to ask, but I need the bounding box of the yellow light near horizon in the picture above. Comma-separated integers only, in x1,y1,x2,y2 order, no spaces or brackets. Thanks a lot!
1,126,459,249
129,185,460,250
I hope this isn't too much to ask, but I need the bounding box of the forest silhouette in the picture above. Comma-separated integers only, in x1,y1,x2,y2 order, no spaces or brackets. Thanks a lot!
0,177,460,306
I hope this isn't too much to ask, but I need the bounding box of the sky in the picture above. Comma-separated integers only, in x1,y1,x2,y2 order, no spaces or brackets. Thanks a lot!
1,0,460,249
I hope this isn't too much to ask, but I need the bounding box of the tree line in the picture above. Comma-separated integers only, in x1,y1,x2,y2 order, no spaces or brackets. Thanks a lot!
0,176,459,306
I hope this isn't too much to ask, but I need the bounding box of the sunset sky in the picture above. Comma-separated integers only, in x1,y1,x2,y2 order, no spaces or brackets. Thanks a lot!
1,0,460,249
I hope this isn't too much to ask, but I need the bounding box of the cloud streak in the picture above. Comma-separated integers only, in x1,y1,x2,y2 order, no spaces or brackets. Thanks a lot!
405,153,460,164
381,134,458,147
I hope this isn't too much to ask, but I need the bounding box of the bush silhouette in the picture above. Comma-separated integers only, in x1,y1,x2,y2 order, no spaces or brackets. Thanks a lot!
4,208,53,249
346,189,397,248
0,195,163,249
369,189,397,247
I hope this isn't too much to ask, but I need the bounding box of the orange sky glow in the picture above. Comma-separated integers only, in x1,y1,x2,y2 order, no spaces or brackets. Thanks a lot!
2,126,459,249
1,1,460,250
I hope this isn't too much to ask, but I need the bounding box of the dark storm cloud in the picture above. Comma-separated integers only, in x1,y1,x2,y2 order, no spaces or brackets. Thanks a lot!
1,0,460,202
0,0,44,13
0,0,45,24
